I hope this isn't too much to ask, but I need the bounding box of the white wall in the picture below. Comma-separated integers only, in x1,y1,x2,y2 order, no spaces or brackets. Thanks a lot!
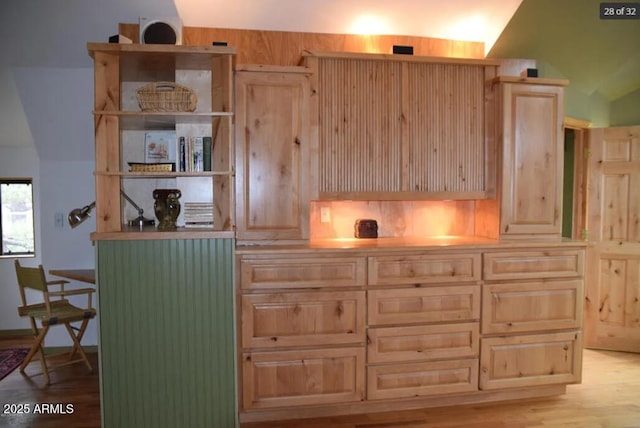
0,0,179,345
0,146,42,331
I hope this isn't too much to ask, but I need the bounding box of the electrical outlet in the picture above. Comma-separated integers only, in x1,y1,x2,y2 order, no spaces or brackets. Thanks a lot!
320,206,331,223
54,212,64,229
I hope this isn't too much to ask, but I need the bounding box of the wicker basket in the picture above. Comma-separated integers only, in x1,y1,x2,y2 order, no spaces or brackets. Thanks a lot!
136,82,197,112
128,162,175,172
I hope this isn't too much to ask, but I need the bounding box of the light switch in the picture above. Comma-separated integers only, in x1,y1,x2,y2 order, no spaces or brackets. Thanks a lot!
54,212,64,229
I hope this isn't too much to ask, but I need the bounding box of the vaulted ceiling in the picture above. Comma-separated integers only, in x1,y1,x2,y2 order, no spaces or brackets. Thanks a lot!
1,0,638,153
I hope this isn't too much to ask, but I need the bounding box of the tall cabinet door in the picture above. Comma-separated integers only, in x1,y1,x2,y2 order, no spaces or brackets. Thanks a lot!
497,79,567,238
235,67,311,241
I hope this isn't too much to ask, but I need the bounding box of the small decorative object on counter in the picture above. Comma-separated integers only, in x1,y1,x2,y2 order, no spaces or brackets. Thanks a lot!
354,219,378,239
153,189,182,231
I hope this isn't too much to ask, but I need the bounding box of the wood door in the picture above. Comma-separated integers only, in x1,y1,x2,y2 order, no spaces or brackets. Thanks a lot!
585,126,640,352
235,68,311,240
498,81,566,237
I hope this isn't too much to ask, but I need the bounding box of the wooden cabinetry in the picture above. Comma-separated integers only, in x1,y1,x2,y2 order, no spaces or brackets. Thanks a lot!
238,243,586,422
305,52,498,201
88,43,235,239
480,247,585,390
494,78,568,238
366,252,481,400
238,253,367,412
235,66,312,241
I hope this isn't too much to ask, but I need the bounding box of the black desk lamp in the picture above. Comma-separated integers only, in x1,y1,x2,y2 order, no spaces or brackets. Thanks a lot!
68,190,155,229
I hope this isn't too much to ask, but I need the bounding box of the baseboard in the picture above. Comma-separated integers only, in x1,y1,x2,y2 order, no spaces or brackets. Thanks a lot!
44,346,98,354
0,329,98,353
0,328,32,338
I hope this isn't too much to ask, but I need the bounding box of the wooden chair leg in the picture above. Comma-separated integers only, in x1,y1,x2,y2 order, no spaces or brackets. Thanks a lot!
64,322,92,372
68,320,89,361
20,325,51,384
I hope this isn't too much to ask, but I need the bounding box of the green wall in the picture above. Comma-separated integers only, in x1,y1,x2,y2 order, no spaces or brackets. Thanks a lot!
489,0,640,127
97,238,236,428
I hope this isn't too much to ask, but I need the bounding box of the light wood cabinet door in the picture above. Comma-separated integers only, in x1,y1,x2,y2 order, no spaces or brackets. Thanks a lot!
368,323,479,364
368,253,481,286
482,280,583,334
239,256,366,290
497,80,566,237
311,54,496,200
315,57,403,197
368,285,481,326
242,347,365,409
483,249,584,281
241,291,365,349
479,332,582,390
235,68,311,240
367,358,478,400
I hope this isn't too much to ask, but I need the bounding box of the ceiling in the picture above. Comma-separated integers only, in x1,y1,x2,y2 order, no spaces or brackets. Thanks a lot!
488,0,640,102
1,0,638,153
174,0,523,56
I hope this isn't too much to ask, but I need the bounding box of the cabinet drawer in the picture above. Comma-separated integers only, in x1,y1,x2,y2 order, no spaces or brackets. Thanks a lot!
240,256,366,290
367,359,478,400
368,323,479,364
483,249,584,281
242,347,365,409
368,253,481,286
368,285,481,326
482,280,583,334
241,291,365,349
479,332,582,390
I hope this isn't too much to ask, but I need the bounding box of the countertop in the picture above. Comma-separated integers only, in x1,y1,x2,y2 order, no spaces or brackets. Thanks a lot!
236,236,590,255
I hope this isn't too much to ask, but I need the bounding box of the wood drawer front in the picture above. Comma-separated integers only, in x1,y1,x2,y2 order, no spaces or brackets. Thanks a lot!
367,359,479,400
483,249,584,281
368,253,481,286
368,285,481,326
241,291,366,349
242,347,365,410
482,280,584,334
479,332,582,390
368,323,479,364
240,256,366,290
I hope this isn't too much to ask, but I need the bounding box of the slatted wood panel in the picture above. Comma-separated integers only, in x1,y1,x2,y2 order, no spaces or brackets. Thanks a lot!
315,56,492,199
405,63,485,192
318,58,403,194
97,239,236,428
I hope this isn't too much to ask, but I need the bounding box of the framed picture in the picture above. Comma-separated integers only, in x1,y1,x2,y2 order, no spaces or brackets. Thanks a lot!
144,131,177,163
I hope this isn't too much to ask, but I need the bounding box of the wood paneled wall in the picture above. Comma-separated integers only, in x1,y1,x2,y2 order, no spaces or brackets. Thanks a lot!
120,24,485,66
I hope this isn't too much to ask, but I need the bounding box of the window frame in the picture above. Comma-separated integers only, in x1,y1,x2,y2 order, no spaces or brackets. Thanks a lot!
0,177,36,258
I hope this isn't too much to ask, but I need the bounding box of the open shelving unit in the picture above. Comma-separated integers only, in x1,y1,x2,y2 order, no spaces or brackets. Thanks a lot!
88,43,236,240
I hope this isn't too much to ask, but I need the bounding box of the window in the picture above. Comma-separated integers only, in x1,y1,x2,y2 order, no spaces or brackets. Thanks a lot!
1,179,35,256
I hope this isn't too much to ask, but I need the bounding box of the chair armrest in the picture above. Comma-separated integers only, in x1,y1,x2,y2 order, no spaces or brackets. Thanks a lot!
49,288,95,297
47,280,70,286
48,287,95,310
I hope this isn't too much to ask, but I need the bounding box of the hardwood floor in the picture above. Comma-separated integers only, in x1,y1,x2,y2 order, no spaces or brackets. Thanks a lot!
0,336,100,428
1,336,639,427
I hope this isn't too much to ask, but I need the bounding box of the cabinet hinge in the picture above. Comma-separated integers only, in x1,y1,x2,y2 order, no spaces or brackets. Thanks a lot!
581,229,589,240
584,148,592,159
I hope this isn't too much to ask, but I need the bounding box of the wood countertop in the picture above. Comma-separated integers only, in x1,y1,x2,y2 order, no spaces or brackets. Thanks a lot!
236,236,589,255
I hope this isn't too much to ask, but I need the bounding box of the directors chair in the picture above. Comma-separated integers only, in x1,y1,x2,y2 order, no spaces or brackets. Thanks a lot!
14,260,96,384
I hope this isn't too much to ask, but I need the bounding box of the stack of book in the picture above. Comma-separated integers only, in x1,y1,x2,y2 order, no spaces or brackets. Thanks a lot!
178,136,212,172
183,202,214,228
